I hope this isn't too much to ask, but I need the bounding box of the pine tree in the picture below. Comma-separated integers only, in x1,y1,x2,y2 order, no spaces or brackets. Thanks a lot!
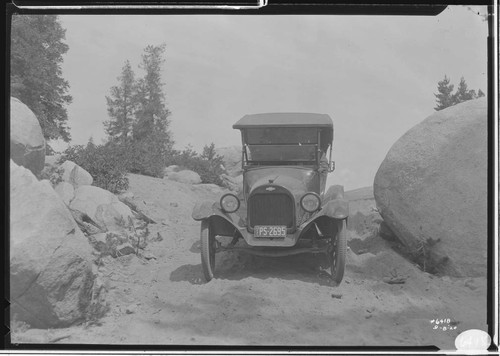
104,60,137,144
453,77,477,103
434,76,485,111
11,15,73,141
125,44,174,177
133,44,172,146
201,142,225,174
434,75,455,111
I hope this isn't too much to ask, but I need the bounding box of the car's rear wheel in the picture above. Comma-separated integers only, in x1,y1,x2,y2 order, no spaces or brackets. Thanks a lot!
200,220,216,282
330,219,347,284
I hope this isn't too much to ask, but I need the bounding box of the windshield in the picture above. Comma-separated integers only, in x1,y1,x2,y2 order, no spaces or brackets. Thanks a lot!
243,127,319,165
245,144,317,163
245,127,318,145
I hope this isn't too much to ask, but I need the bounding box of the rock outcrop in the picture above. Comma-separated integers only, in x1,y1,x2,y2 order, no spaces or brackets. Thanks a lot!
70,185,134,232
10,161,97,328
60,160,93,188
373,98,487,277
163,165,180,178
166,170,202,184
10,97,45,176
54,181,75,206
193,183,226,195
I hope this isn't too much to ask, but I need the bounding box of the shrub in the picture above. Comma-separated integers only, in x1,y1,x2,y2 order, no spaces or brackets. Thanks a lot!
61,140,129,193
39,165,64,187
124,138,171,178
172,143,225,186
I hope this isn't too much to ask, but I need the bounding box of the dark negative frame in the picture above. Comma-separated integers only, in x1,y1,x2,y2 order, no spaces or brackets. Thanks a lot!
2,0,497,354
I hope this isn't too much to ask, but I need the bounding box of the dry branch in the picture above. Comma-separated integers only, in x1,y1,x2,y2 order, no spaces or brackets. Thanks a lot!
119,197,157,224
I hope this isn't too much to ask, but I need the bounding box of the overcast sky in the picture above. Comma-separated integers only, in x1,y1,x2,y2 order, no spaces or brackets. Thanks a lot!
55,6,488,190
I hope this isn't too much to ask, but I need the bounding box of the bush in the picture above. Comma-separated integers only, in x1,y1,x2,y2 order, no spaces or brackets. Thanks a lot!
61,140,129,194
60,138,225,190
124,137,172,178
39,165,64,187
172,143,225,186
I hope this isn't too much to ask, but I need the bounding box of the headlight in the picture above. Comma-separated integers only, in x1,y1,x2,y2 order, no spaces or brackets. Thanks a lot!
300,192,321,213
220,193,240,213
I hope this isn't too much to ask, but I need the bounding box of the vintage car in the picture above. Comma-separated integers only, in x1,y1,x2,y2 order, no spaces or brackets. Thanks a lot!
192,113,349,284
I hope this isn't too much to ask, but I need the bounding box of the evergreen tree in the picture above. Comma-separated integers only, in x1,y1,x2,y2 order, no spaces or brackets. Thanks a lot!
434,76,485,111
201,142,225,174
453,77,476,103
434,75,455,111
87,136,95,149
133,44,172,147
104,60,136,144
11,15,73,141
123,44,174,177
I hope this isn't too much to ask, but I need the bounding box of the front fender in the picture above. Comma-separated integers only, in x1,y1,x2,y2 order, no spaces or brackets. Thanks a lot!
192,200,242,225
295,199,348,240
192,200,219,221
192,200,244,238
317,198,349,219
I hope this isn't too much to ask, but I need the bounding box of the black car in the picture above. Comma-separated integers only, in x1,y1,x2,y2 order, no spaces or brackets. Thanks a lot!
192,113,349,284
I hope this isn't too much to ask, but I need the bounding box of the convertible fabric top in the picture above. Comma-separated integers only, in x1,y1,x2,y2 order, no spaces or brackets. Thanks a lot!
233,113,333,129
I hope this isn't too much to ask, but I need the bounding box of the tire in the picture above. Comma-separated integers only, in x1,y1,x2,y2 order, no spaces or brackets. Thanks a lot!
200,220,216,282
330,219,347,284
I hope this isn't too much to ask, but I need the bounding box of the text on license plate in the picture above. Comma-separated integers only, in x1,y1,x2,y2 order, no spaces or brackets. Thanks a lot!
254,225,287,238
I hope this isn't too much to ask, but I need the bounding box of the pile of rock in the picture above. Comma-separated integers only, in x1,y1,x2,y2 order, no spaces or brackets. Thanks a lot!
11,161,96,328
10,97,45,176
43,155,148,257
9,97,153,328
163,165,202,184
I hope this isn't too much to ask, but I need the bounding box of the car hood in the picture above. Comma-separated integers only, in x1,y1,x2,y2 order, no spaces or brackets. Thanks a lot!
244,166,320,200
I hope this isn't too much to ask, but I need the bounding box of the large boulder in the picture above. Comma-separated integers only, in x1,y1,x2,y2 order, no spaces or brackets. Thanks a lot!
163,165,180,178
40,154,64,186
70,185,134,231
10,97,45,176
193,183,226,195
215,146,242,177
60,160,93,188
10,160,97,328
166,170,202,184
54,181,75,206
374,98,487,277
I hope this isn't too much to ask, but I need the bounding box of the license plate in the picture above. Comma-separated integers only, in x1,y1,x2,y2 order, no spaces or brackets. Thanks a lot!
254,225,287,238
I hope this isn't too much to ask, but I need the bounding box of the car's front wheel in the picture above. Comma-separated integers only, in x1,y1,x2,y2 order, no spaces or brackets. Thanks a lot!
329,219,347,284
200,220,216,282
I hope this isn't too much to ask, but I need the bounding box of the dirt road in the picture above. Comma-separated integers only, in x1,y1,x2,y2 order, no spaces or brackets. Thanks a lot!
12,174,487,349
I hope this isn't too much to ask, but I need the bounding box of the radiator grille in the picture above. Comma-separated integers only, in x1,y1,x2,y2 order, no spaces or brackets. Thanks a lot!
248,193,294,228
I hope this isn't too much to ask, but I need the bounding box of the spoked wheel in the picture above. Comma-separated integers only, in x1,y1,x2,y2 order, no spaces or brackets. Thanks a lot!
329,219,347,284
200,220,217,282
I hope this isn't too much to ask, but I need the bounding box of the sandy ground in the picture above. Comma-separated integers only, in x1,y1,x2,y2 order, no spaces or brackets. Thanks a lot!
11,174,488,349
